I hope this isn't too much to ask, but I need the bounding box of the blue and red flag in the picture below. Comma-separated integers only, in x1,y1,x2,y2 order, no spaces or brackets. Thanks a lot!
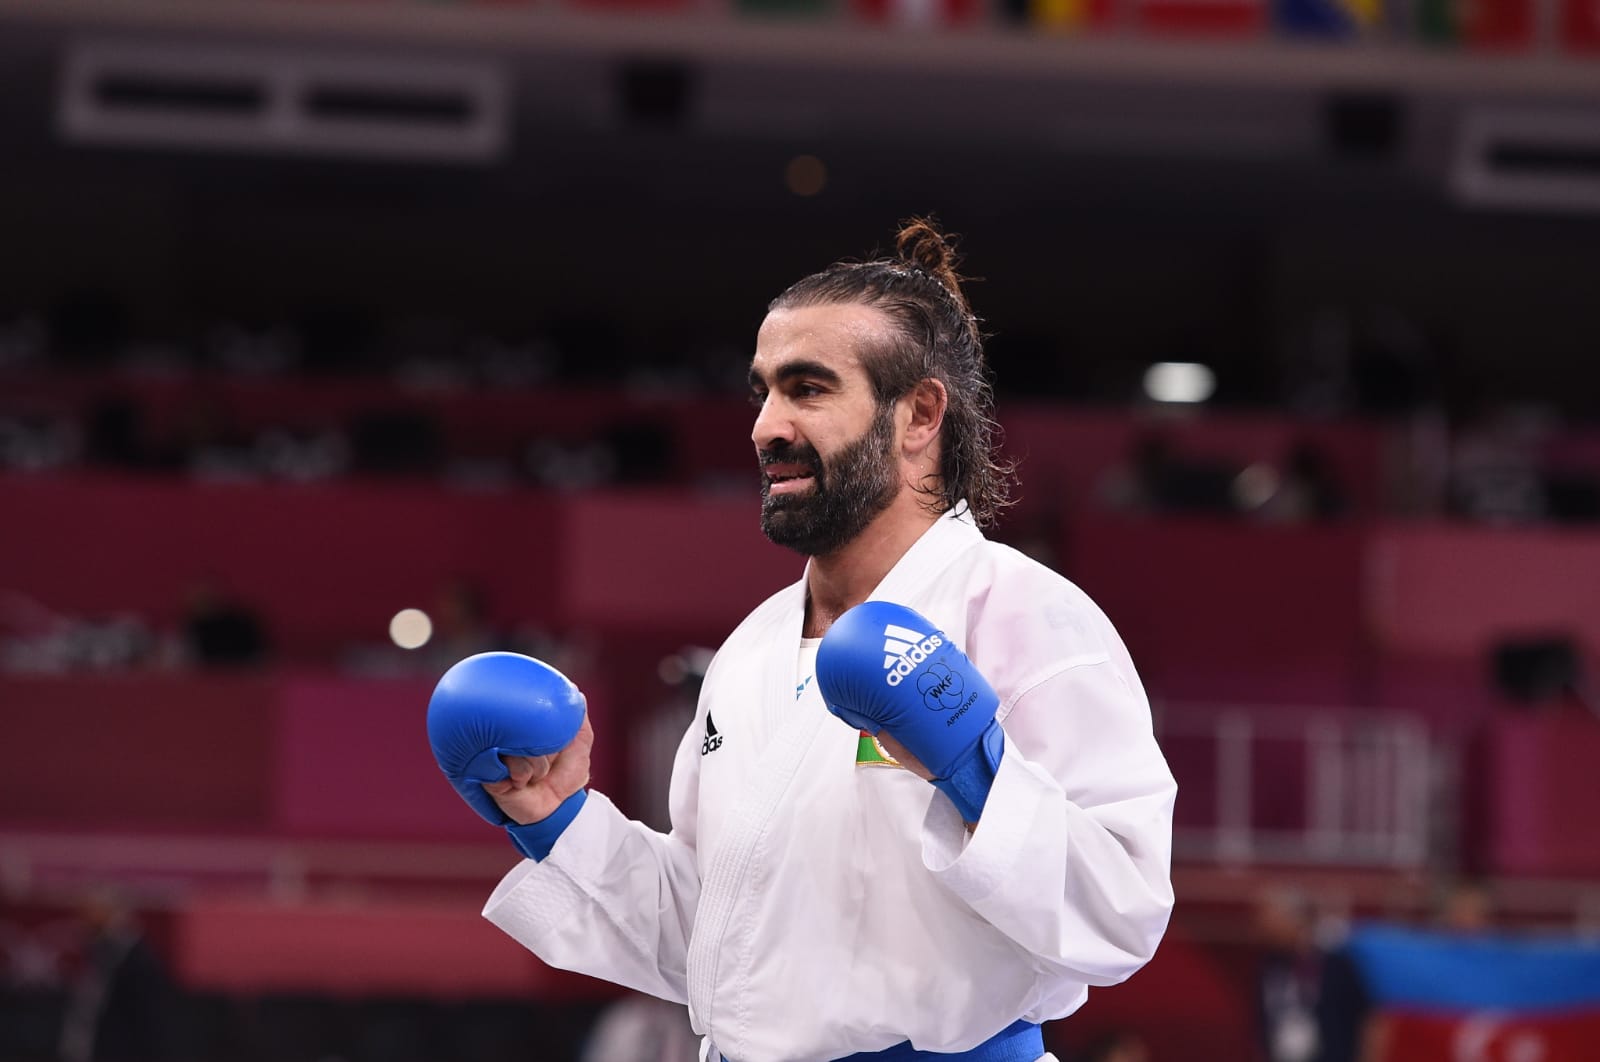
1344,924,1600,1062
1276,0,1382,35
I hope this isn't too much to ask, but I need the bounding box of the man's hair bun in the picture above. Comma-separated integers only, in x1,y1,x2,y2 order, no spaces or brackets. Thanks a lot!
895,218,968,311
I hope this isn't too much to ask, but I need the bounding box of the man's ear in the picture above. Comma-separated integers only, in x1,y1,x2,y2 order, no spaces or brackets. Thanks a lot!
901,377,947,458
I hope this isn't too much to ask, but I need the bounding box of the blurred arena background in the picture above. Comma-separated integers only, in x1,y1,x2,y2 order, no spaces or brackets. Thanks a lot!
3,0,1600,1060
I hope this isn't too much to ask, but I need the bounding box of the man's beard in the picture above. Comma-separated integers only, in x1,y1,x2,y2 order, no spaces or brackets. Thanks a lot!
759,403,900,557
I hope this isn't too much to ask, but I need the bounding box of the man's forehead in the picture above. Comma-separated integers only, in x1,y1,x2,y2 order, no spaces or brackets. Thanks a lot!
750,303,889,378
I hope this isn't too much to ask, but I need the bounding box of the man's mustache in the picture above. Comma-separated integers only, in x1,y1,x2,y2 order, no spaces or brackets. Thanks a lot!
758,445,823,474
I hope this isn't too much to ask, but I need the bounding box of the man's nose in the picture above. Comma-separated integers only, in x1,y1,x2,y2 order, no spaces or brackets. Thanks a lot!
751,394,795,452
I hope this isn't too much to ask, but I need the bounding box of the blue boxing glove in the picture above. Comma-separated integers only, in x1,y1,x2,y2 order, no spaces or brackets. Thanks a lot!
427,652,588,860
817,601,1005,824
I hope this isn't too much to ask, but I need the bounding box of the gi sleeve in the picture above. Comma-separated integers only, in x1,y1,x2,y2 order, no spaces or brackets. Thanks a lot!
480,712,705,1004
919,657,1176,987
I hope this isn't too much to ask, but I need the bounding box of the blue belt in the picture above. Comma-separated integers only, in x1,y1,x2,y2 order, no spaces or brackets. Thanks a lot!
723,1019,1043,1062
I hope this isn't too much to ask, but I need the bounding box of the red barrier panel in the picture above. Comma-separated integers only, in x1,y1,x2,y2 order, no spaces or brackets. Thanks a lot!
1475,712,1600,877
1371,654,1500,736
0,674,276,830
272,672,619,844
2,474,565,657
0,670,623,844
172,895,612,999
1067,515,1368,706
561,491,796,636
1367,524,1600,658
273,675,484,843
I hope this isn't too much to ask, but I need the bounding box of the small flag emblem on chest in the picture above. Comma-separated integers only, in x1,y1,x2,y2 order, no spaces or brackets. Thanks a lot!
855,730,903,768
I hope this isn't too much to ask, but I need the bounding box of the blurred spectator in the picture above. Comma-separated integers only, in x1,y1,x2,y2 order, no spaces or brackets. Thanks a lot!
580,992,699,1062
1313,938,1374,1062
1100,431,1241,517
1348,308,1434,418
0,313,45,369
173,398,253,480
49,291,127,369
1281,305,1434,419
1431,877,1495,935
83,398,148,470
58,889,180,1062
1077,1029,1151,1062
1253,888,1324,1062
472,333,559,389
1447,405,1551,525
1543,469,1600,524
348,408,442,477
0,908,77,1061
180,578,269,668
0,593,154,674
524,436,620,491
1254,441,1349,524
425,579,507,667
1099,431,1177,514
206,320,301,376
605,420,677,485
253,425,350,482
0,411,79,472
297,304,377,374
630,646,712,831
1490,636,1584,710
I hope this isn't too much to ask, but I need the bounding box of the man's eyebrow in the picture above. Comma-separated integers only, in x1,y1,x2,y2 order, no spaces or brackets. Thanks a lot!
748,359,844,390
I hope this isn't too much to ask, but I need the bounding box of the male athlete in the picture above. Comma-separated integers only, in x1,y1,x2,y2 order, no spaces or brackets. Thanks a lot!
428,221,1176,1062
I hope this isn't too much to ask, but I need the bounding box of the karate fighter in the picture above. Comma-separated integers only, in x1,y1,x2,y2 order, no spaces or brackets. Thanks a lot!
428,220,1177,1062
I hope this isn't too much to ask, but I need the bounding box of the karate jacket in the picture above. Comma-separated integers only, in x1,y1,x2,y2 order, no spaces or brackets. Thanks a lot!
484,508,1177,1062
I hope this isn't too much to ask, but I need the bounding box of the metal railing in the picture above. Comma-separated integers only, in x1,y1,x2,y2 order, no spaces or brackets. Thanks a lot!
1157,704,1434,868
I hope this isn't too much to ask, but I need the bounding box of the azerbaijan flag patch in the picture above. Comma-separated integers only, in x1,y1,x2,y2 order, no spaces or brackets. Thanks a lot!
855,730,904,768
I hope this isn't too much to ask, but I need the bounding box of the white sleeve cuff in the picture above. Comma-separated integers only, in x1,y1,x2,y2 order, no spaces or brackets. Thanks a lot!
920,738,1055,904
482,790,626,946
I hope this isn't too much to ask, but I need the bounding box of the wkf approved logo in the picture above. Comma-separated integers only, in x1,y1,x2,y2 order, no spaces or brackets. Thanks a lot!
916,662,965,712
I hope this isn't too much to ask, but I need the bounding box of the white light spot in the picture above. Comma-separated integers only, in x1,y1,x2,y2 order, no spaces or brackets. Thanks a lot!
1233,462,1280,511
658,653,687,686
390,608,433,650
1143,362,1216,404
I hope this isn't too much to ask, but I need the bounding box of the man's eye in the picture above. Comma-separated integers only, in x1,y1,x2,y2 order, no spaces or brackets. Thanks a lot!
748,391,768,409
794,383,822,398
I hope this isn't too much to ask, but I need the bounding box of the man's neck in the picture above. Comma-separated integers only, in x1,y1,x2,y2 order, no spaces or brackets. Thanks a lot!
803,500,942,638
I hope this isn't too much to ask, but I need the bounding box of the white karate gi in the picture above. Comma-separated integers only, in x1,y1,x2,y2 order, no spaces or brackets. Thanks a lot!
484,509,1176,1062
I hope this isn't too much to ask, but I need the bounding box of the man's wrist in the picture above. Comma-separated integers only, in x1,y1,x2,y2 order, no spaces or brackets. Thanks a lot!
505,788,588,861
930,720,1005,825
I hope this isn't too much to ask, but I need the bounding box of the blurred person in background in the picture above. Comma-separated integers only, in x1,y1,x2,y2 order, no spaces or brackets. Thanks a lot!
1447,404,1550,525
179,575,268,668
581,991,701,1062
1098,430,1240,518
628,647,712,833
1432,877,1495,934
58,889,179,1062
1076,1030,1151,1062
424,578,507,668
1256,441,1348,524
1253,887,1325,1062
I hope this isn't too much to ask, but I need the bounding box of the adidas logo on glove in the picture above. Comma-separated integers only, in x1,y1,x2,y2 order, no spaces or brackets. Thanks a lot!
881,622,944,688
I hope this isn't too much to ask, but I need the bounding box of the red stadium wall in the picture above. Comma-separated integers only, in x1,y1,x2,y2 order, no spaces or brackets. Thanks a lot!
8,473,1600,876
0,671,624,844
0,474,793,658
